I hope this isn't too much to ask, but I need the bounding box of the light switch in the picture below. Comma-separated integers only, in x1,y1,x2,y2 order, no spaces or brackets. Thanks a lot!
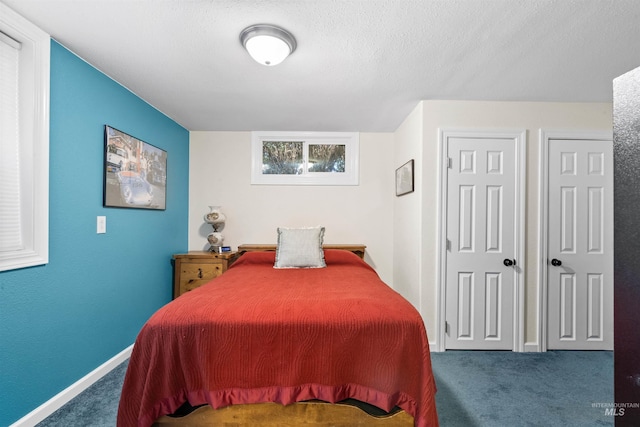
97,216,106,234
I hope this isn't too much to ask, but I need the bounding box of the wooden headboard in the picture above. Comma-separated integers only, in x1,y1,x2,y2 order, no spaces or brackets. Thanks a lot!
238,244,366,259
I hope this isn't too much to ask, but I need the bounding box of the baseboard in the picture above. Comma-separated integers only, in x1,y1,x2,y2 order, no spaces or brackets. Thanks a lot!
431,341,542,352
524,342,542,352
10,344,133,427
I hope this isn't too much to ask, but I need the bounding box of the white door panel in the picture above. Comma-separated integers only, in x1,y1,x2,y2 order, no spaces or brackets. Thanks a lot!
445,137,518,350
547,139,613,350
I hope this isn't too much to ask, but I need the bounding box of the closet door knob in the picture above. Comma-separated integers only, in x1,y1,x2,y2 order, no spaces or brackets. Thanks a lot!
503,259,515,267
551,259,562,267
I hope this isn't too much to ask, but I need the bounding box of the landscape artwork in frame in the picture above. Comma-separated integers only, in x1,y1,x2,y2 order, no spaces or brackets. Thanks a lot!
103,125,167,210
396,159,414,196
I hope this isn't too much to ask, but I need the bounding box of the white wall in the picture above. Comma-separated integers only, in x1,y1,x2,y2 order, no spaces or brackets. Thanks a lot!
189,131,395,284
393,103,424,312
417,100,613,349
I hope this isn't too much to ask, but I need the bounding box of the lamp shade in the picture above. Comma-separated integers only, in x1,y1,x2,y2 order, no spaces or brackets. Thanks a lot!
204,206,226,225
240,24,296,66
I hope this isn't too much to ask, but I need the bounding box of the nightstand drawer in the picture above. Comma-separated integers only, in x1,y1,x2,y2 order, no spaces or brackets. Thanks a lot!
173,252,239,298
179,262,222,292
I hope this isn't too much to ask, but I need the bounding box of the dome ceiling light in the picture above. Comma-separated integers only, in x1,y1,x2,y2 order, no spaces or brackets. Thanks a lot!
240,24,297,66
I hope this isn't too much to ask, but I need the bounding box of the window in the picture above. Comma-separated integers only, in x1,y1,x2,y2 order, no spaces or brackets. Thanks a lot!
0,4,50,272
251,131,359,185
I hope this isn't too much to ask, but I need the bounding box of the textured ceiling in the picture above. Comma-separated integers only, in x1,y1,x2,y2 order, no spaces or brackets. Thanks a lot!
3,0,640,132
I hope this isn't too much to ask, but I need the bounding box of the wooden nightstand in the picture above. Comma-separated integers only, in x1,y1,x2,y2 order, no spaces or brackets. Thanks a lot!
172,251,240,298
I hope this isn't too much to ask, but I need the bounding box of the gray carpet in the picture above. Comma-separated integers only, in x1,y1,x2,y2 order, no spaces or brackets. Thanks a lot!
36,351,613,426
36,360,128,427
431,351,613,426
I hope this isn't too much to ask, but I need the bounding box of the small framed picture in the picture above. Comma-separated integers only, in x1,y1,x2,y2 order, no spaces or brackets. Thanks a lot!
103,125,167,210
396,159,414,196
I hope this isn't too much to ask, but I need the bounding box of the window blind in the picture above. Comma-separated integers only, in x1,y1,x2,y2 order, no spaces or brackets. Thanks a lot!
0,31,22,252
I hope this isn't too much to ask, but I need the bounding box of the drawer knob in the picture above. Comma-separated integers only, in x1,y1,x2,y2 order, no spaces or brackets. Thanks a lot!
198,268,203,279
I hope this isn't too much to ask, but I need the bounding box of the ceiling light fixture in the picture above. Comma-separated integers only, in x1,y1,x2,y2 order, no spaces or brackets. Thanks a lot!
240,24,296,66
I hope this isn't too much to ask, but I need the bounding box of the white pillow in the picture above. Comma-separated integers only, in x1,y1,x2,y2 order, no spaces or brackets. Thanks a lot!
274,226,326,268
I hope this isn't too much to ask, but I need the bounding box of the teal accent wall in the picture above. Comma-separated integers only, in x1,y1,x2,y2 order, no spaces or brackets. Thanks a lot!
0,41,189,425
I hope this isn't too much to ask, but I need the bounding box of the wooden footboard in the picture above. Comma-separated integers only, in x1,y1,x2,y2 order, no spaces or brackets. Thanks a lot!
153,402,413,426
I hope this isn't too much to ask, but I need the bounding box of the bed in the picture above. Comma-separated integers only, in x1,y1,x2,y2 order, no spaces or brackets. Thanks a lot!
117,241,438,427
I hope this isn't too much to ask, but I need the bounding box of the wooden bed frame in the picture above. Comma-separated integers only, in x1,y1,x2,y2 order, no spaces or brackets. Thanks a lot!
153,401,413,426
238,243,367,259
152,244,415,427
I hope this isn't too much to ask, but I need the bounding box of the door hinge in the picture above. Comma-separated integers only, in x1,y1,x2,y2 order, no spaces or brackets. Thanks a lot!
446,238,451,251
447,157,452,169
445,321,450,334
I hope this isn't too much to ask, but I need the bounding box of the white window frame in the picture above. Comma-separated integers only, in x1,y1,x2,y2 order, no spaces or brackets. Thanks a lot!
251,131,359,185
0,3,50,272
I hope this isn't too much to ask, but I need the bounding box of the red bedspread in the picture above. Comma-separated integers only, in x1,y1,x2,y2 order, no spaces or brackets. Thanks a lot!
117,250,438,427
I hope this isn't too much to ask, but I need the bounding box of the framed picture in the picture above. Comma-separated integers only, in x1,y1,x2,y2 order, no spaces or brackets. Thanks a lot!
396,159,414,196
103,125,167,210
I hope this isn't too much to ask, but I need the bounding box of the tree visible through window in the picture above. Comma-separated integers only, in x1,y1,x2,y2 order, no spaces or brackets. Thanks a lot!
252,132,359,186
261,142,346,175
262,141,303,174
309,144,345,172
